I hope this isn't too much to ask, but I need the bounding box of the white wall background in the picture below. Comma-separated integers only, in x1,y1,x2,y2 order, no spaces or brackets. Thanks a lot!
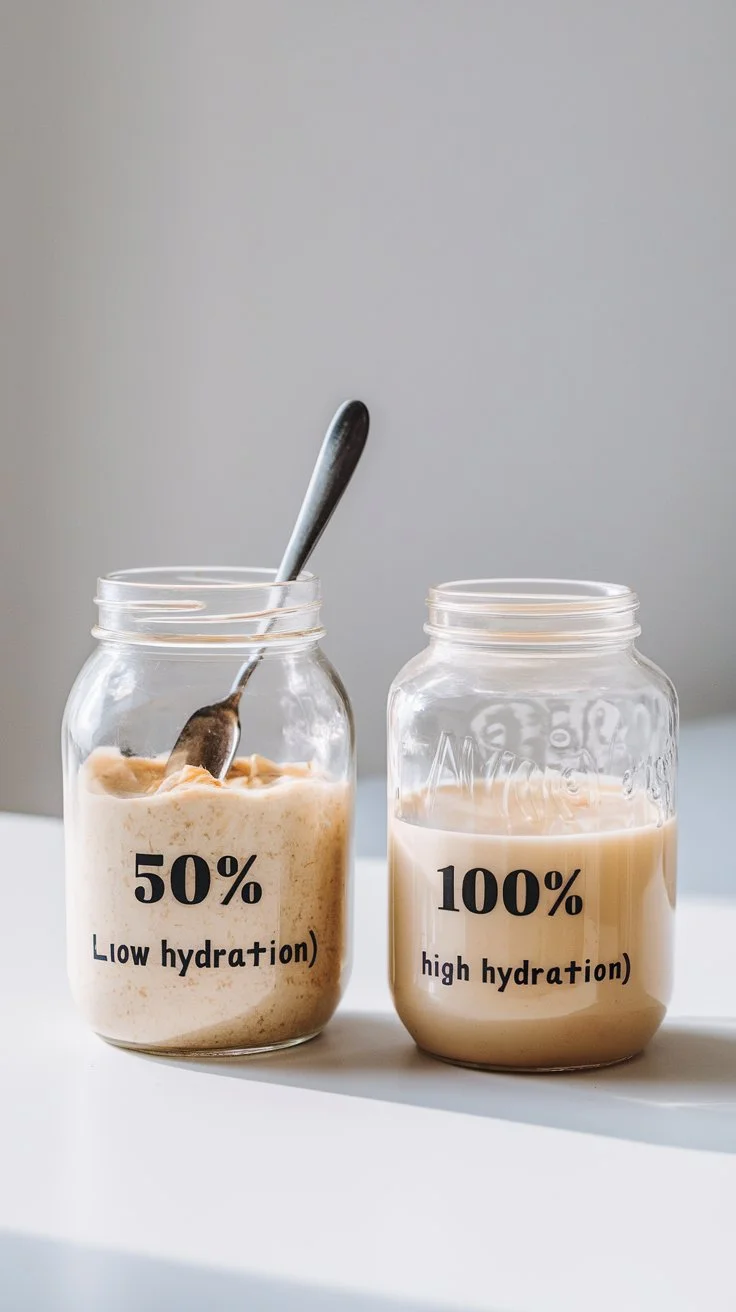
1,0,735,816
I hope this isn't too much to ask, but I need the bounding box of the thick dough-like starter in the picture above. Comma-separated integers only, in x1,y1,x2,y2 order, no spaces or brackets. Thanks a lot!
66,749,352,1052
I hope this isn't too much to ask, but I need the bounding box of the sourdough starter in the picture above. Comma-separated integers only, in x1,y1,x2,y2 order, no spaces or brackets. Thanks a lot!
390,783,676,1069
66,748,351,1053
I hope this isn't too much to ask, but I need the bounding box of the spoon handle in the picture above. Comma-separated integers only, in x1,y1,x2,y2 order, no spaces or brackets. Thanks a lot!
230,399,370,695
275,398,370,584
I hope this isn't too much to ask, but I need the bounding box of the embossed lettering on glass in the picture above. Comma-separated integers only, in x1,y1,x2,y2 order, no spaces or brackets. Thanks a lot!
63,567,354,1056
388,580,677,1071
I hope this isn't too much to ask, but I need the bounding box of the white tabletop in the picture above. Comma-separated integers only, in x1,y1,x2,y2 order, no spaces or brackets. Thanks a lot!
2,723,736,1311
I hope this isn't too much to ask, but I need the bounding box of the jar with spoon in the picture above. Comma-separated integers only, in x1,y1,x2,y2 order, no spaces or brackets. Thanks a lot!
63,402,368,1055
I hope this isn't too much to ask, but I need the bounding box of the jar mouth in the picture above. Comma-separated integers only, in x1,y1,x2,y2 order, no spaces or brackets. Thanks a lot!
426,578,640,647
94,566,324,646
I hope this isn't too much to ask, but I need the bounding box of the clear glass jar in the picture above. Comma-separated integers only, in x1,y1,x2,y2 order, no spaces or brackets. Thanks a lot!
388,580,677,1072
63,567,354,1056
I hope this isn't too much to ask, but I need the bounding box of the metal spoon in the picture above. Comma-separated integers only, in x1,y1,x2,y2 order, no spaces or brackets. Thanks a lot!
163,399,370,780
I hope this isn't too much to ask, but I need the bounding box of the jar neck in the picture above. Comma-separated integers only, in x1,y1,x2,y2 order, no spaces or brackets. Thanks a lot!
427,634,638,659
425,579,641,655
93,567,325,650
96,633,322,657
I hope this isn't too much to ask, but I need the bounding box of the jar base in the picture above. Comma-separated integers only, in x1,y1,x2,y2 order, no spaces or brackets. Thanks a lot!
100,1027,323,1060
419,1044,642,1074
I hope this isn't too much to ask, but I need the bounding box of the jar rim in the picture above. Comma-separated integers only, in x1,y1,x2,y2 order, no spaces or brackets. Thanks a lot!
426,578,640,647
429,578,637,612
98,565,314,592
94,566,324,647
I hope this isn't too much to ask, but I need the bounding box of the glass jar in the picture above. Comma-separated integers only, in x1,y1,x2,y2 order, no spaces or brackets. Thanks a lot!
63,567,354,1057
388,580,677,1072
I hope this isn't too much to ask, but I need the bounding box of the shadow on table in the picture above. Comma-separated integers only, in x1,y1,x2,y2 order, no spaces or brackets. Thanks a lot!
161,1013,736,1155
0,1230,469,1312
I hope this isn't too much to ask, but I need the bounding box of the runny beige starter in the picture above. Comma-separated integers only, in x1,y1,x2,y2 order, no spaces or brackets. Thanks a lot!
66,748,351,1054
390,782,676,1070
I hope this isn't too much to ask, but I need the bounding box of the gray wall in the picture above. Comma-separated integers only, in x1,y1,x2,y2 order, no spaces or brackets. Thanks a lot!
1,0,735,816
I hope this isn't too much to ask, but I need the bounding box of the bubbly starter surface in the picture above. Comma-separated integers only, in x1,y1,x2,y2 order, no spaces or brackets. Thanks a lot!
390,783,676,1070
66,749,351,1052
